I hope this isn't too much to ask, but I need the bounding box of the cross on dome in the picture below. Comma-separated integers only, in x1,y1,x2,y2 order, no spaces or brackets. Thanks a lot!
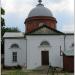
38,0,42,4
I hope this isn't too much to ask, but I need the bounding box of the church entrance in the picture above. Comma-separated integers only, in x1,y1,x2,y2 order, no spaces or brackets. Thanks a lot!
41,51,49,65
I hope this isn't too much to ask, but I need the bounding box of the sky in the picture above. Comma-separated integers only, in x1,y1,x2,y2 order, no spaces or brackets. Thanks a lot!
1,0,74,33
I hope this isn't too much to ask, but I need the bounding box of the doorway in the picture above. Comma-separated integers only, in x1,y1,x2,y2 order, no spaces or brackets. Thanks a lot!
41,51,49,65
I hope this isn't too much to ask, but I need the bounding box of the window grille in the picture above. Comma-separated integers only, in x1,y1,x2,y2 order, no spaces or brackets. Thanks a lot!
12,52,17,62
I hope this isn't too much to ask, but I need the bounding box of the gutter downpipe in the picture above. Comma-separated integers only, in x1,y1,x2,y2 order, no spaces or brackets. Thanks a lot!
64,34,66,51
26,38,27,68
24,34,27,68
63,34,66,70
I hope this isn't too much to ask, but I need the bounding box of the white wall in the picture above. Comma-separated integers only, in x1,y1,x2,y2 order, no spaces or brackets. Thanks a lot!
4,38,26,67
4,34,74,69
65,35,74,51
26,35,65,69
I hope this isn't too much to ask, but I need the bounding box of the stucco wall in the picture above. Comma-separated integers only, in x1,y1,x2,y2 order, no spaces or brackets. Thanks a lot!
26,35,65,69
4,34,74,69
4,38,26,67
65,35,74,51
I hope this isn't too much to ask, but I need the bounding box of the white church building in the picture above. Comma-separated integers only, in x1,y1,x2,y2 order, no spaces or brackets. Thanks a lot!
3,0,74,69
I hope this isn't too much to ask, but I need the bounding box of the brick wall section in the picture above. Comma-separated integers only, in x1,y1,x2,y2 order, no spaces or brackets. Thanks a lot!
25,16,57,32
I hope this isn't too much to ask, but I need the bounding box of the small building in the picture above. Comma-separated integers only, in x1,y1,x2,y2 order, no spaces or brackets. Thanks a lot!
63,50,74,72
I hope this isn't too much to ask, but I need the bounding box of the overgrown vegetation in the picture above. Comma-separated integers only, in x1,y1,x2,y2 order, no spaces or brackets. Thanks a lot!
2,70,28,75
3,65,22,70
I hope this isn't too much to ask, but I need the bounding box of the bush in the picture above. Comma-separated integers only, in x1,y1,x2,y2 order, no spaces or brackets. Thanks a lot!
14,65,22,69
3,65,22,70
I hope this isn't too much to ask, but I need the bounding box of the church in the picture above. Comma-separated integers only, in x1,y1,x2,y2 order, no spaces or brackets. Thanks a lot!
3,0,74,70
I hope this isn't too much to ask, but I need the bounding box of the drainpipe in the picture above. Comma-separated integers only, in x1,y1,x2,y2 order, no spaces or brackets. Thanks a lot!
63,34,66,70
64,34,66,51
24,34,27,68
26,38,27,68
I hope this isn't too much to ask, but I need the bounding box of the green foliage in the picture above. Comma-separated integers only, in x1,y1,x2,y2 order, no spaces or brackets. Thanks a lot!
1,7,5,54
14,65,22,69
1,27,20,38
2,70,28,75
3,65,22,70
1,7,5,27
1,17,5,27
64,72,68,75
1,8,5,15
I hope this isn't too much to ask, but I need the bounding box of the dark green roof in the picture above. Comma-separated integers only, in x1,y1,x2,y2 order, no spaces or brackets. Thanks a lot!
63,50,74,56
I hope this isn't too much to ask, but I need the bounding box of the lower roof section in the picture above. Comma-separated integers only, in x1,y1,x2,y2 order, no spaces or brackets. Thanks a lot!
3,32,24,38
3,32,74,38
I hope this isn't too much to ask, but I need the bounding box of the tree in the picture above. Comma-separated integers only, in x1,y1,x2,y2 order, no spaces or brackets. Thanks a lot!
1,7,5,39
1,27,20,38
1,7,5,55
1,8,5,27
1,8,5,15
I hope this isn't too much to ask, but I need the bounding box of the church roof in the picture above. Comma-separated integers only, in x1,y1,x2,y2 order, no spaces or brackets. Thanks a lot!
25,25,64,35
65,33,74,35
63,50,74,56
28,2,53,18
3,32,24,38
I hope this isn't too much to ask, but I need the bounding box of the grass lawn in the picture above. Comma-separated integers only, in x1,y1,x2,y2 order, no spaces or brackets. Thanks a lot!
1,70,28,75
1,69,74,75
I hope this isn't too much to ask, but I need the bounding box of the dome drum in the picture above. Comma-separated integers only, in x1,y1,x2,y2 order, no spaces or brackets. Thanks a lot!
25,16,57,23
25,16,57,32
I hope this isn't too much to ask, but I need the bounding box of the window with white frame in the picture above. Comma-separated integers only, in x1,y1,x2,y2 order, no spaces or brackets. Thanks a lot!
12,52,17,62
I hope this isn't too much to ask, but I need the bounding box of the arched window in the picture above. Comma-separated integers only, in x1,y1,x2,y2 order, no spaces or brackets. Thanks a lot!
40,41,50,46
11,44,19,48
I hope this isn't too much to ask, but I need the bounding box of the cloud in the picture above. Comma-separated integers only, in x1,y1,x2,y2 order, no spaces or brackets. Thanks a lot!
56,11,74,32
46,0,74,32
1,0,15,13
1,0,37,14
62,24,74,32
48,0,64,3
47,0,74,14
2,0,74,14
4,13,25,32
